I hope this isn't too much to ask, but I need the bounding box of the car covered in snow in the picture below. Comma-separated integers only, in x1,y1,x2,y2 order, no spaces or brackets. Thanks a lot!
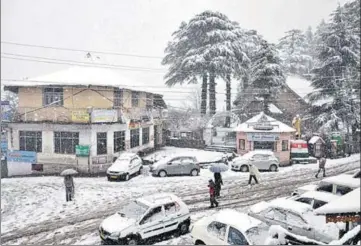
291,174,360,196
190,209,269,245
99,193,190,245
231,150,279,172
288,191,339,210
345,169,360,179
248,198,339,243
149,155,200,177
107,153,143,181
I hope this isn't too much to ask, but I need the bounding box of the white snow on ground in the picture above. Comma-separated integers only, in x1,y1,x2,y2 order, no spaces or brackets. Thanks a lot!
1,147,360,245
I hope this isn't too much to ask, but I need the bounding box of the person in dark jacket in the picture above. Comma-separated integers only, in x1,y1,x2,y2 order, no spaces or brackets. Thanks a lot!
315,156,326,178
208,179,219,208
64,175,75,202
214,172,223,197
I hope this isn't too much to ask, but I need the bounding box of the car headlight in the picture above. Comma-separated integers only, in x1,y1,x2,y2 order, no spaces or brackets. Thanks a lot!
110,232,120,238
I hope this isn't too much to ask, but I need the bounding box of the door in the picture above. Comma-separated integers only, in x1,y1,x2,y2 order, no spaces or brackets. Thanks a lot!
180,157,195,175
167,157,182,175
285,211,315,240
263,208,288,228
163,202,181,232
139,206,165,239
129,158,137,175
251,154,263,170
206,221,228,245
259,154,271,170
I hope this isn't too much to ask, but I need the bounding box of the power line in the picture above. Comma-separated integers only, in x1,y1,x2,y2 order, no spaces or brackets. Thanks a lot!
1,41,164,59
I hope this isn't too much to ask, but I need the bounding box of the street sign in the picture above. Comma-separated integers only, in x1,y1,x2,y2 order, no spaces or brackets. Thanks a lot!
75,145,90,157
7,150,37,163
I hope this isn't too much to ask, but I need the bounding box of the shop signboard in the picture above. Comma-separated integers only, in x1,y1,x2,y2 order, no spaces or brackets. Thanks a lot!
1,101,12,121
75,145,90,157
247,133,280,142
91,110,117,123
7,150,37,163
71,110,90,123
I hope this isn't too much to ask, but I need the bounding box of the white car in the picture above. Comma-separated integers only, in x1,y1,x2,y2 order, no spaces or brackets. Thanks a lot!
292,174,360,196
107,153,143,181
231,150,279,172
288,191,339,210
191,209,269,245
99,193,190,245
248,198,339,243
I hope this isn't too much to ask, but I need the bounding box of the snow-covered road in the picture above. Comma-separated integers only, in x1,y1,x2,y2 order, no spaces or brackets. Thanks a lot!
1,148,359,245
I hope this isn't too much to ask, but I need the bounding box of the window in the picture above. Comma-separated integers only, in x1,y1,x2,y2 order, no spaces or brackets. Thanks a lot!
142,127,150,145
130,129,140,148
146,93,153,109
97,132,107,155
239,139,245,150
140,206,163,224
19,131,42,152
282,140,289,151
313,199,327,209
336,185,353,196
316,183,333,193
131,91,139,107
114,131,125,152
54,132,79,154
227,227,249,245
181,157,196,164
207,221,227,241
295,197,313,205
164,202,179,216
265,208,286,222
286,212,307,227
114,89,123,107
43,87,63,106
253,141,276,151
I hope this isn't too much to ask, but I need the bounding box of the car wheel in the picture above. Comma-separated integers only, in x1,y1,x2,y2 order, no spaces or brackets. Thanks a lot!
138,166,143,175
107,177,111,181
240,165,249,172
269,164,278,172
195,240,205,245
178,222,190,235
127,237,138,245
158,170,167,177
190,169,199,176
124,173,130,181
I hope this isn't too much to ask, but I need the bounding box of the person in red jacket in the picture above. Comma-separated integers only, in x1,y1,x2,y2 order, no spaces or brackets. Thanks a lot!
208,179,219,208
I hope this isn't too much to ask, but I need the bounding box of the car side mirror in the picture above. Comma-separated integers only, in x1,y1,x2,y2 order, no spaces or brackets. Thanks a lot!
167,162,172,165
303,226,312,231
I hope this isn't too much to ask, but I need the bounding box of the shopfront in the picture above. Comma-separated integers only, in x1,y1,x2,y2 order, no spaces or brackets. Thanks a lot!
235,112,296,166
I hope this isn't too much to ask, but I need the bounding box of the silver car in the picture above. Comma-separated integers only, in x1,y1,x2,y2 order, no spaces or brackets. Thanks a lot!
231,151,279,172
150,156,200,177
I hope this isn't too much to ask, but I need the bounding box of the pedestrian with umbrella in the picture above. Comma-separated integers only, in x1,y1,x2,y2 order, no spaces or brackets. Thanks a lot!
209,163,228,197
60,169,78,202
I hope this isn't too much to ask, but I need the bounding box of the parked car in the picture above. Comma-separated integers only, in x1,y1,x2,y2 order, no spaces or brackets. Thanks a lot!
291,174,360,196
345,169,360,179
191,209,269,245
107,153,143,181
248,198,339,243
150,155,200,177
288,191,339,210
231,150,279,172
99,193,190,245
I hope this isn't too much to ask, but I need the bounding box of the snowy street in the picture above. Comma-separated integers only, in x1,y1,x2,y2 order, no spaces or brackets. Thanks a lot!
1,148,360,245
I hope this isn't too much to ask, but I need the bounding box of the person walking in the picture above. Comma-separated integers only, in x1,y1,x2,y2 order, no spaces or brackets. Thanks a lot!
248,164,260,186
208,179,219,208
64,175,75,202
214,172,223,197
222,152,228,165
315,156,327,178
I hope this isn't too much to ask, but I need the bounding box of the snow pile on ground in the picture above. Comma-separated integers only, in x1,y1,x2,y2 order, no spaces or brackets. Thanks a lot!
329,225,360,245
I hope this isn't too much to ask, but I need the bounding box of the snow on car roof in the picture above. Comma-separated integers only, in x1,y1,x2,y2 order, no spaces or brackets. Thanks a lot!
297,184,318,192
269,198,313,215
321,174,360,188
137,193,180,207
118,152,137,159
213,209,262,232
300,191,339,203
314,188,360,215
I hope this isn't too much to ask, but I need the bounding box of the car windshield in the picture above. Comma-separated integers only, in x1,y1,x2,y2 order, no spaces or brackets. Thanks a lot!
114,159,129,165
245,223,269,245
118,201,149,221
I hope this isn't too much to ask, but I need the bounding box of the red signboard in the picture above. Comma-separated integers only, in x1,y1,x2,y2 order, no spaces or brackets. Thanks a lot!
326,215,360,223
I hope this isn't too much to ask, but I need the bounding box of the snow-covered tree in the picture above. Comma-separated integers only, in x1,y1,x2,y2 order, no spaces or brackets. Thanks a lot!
1,86,18,121
249,40,286,114
277,29,313,77
162,11,249,116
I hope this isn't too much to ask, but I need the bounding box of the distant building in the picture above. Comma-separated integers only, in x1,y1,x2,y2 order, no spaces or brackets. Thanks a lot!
3,67,167,175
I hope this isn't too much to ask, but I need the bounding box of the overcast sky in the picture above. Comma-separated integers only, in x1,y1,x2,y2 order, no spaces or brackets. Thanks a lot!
1,0,348,109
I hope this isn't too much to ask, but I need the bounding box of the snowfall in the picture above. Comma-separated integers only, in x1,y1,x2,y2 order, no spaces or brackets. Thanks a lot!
1,147,360,245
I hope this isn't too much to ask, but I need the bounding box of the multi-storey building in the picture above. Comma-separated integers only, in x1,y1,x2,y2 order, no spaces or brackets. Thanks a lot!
3,67,167,174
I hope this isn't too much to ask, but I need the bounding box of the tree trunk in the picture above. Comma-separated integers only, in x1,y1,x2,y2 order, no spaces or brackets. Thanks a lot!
263,93,270,114
225,74,231,127
201,74,208,115
209,73,216,116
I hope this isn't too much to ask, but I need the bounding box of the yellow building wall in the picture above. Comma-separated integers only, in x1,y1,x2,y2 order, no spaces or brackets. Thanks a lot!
63,87,113,109
18,87,43,108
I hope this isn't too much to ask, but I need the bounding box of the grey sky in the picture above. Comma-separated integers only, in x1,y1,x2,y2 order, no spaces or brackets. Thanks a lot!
1,0,347,109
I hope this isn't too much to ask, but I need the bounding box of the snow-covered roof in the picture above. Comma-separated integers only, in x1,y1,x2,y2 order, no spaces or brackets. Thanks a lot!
309,136,325,144
3,66,162,95
286,76,313,100
314,188,360,215
300,191,340,203
321,174,360,189
212,209,262,232
269,103,283,114
269,198,313,215
234,112,296,133
137,193,181,207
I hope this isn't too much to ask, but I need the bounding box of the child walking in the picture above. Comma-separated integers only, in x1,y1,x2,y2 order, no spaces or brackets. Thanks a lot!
208,179,219,208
